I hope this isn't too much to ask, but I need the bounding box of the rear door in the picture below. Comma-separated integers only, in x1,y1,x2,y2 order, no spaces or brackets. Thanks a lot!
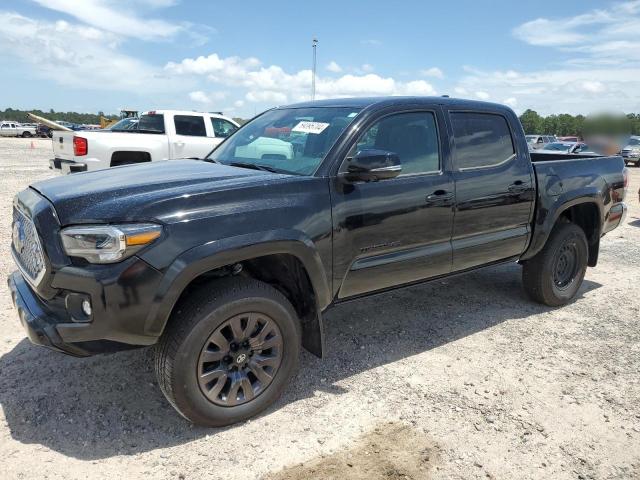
170,114,218,159
331,107,455,298
447,110,534,271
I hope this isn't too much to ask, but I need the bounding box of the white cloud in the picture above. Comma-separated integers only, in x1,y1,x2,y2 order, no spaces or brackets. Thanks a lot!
421,67,444,79
580,81,605,93
360,64,374,73
513,2,640,65
475,91,490,100
188,90,227,104
361,39,382,46
245,91,287,103
454,66,640,115
326,61,342,73
0,12,181,92
166,53,261,77
503,97,518,108
167,52,437,106
30,0,185,41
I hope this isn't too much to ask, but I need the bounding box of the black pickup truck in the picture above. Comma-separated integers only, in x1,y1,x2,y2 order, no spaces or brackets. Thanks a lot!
9,97,628,426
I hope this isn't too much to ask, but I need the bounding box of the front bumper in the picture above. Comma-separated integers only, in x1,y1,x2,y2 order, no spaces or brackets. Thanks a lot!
8,271,90,356
8,256,164,356
49,158,87,174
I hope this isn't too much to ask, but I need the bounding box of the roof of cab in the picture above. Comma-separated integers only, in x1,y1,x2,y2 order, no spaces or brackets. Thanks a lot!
279,96,513,112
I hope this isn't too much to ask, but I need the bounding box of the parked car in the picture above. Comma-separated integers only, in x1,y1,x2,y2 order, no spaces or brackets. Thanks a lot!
537,141,595,155
36,124,53,138
50,110,239,173
526,134,556,149
9,97,628,426
557,136,581,142
0,121,37,137
620,136,640,167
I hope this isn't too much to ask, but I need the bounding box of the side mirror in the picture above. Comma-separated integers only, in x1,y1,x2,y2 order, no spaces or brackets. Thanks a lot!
338,149,402,183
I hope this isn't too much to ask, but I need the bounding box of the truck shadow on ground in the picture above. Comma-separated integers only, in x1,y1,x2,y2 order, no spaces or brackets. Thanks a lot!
628,218,640,228
0,263,602,460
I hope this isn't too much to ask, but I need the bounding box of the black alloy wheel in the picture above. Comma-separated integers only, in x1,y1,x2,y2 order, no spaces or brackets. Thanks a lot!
197,312,283,406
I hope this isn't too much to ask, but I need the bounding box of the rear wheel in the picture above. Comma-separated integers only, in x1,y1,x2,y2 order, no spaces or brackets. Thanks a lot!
154,277,301,426
21,131,32,138
522,222,588,306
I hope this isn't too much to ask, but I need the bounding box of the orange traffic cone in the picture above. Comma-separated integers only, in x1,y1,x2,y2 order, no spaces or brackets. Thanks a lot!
30,141,35,149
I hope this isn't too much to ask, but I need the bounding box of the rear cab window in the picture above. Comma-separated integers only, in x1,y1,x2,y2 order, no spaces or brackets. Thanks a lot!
174,115,207,137
137,113,165,134
450,112,515,170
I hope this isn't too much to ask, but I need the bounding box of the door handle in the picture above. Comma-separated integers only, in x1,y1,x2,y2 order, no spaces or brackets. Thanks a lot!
425,190,454,205
508,180,530,193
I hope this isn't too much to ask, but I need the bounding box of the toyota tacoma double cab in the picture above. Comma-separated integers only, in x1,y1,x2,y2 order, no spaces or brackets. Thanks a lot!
9,97,628,426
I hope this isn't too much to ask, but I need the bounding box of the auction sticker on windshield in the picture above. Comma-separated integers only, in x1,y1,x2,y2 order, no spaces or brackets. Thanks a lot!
292,121,330,134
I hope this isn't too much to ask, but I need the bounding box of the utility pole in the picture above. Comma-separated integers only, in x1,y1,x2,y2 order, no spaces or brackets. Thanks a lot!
312,37,318,100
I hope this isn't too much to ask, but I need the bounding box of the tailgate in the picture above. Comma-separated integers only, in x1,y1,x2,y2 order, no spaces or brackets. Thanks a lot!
52,131,75,160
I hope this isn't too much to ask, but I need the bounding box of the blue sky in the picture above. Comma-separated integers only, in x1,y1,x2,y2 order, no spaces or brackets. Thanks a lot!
1,0,638,117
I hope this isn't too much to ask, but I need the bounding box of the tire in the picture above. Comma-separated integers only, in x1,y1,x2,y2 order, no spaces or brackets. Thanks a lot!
522,222,588,307
21,131,32,138
154,277,301,427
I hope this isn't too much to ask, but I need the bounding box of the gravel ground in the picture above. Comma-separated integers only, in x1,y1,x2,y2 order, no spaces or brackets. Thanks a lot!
0,136,638,480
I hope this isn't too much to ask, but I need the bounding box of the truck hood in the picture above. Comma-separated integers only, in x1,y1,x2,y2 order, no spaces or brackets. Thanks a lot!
31,160,285,225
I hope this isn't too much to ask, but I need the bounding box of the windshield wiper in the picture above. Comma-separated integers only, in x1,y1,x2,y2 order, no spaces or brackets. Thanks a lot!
226,161,280,173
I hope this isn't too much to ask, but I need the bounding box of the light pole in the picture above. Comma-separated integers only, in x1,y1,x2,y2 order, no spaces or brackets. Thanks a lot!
312,37,318,100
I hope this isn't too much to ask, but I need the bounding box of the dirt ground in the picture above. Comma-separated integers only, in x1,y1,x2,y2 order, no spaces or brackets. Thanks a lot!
0,136,638,480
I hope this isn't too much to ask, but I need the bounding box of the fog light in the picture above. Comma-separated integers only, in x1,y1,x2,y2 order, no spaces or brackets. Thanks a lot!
81,299,92,316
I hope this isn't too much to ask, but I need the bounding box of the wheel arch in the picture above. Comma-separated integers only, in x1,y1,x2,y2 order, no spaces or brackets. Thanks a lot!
145,231,331,357
523,197,603,266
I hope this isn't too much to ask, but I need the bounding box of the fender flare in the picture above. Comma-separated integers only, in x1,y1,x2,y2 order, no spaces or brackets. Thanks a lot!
522,192,604,262
143,229,331,352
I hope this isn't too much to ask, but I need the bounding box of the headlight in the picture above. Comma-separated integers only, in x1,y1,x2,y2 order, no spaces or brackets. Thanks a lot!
60,223,162,264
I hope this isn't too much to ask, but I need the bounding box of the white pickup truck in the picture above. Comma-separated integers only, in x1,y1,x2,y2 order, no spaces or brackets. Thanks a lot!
0,121,37,138
50,110,239,173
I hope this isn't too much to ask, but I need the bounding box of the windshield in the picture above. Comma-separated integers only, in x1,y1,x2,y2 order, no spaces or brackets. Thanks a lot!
206,107,361,175
544,142,572,151
525,135,537,143
628,137,640,146
109,118,139,131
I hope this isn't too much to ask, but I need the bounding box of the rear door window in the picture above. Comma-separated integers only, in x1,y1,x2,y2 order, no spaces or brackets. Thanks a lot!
174,115,207,136
451,112,515,170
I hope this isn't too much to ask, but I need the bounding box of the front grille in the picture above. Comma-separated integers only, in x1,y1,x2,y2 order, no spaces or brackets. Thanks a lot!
12,207,46,285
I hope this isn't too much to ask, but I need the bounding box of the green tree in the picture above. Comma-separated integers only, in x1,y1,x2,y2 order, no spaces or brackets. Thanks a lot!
519,109,543,134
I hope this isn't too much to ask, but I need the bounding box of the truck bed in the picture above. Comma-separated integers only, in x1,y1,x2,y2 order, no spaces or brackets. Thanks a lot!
530,151,605,162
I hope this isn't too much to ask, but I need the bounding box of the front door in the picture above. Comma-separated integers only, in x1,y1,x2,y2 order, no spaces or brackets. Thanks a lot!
170,114,218,159
331,108,455,299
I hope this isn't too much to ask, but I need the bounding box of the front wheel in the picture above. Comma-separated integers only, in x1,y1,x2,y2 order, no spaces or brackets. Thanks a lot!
522,222,588,306
154,277,301,426
21,131,32,138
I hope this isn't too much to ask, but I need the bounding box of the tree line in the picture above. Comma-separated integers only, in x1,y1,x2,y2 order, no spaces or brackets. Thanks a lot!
1,108,250,126
519,109,640,136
